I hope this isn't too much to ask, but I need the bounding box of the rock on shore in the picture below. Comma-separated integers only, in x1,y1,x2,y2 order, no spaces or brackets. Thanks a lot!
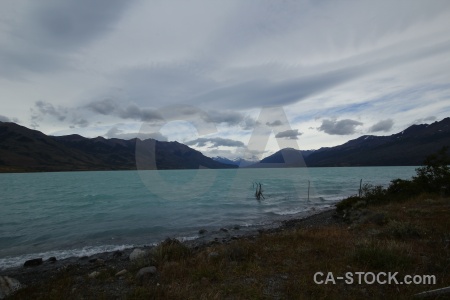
129,248,147,261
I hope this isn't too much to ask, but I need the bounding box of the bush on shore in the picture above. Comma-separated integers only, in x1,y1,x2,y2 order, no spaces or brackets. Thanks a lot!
337,147,450,212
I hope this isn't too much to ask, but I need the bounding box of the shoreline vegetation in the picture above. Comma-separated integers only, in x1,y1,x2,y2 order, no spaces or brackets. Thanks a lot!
1,150,449,299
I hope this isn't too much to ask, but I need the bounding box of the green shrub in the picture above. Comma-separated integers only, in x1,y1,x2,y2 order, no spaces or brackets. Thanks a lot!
413,147,450,195
361,183,387,204
336,148,450,211
336,196,361,212
386,179,421,199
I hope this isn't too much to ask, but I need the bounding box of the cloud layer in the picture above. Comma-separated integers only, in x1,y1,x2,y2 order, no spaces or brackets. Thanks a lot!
0,1,449,157
86,99,162,122
186,137,245,148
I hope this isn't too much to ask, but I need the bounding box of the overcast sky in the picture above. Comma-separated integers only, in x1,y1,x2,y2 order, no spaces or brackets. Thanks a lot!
1,0,450,160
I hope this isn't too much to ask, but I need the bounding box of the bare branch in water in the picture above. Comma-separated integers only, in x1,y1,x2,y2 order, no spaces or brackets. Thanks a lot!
255,182,264,200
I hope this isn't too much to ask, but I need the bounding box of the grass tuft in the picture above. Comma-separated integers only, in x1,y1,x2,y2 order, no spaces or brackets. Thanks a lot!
153,238,192,265
383,220,422,239
353,242,413,270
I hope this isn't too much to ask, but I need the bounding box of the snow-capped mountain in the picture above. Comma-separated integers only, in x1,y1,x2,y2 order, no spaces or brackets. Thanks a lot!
211,156,258,167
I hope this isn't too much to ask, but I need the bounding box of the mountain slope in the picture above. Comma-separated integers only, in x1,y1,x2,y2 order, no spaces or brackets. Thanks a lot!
259,148,314,164
0,123,101,172
248,148,308,168
306,118,450,166
256,118,450,167
0,122,236,172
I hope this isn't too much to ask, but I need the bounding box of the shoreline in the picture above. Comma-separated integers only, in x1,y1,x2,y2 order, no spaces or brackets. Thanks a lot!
0,207,338,286
0,205,334,272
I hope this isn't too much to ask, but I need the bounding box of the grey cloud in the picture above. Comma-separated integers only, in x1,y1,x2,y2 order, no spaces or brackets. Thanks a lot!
423,116,437,122
160,107,258,130
0,115,13,122
118,104,162,122
188,38,450,110
191,68,361,110
28,0,133,49
111,62,216,108
204,1,450,64
100,31,450,113
203,148,263,162
35,100,68,121
203,149,234,158
0,48,68,79
105,127,167,141
204,110,258,130
318,119,363,135
180,106,203,116
86,99,162,122
0,1,134,76
206,110,244,125
241,117,259,130
30,101,89,128
369,119,394,133
275,129,302,140
266,120,283,127
72,118,89,128
413,116,437,124
87,99,118,115
186,137,245,148
3,1,449,137
106,58,361,111
0,115,18,123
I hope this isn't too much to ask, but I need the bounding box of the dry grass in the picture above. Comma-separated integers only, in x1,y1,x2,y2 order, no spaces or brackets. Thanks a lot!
10,194,450,299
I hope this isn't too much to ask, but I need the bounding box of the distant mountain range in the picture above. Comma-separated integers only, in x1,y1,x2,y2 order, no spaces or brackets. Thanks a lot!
211,156,257,167
254,117,450,167
0,122,236,172
1,118,449,172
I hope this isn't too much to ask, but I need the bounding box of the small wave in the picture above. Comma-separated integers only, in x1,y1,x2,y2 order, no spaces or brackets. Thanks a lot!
266,204,335,217
267,209,307,216
0,244,134,271
316,195,347,201
175,235,199,242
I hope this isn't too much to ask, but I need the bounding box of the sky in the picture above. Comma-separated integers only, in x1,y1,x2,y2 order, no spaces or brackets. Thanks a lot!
1,0,450,160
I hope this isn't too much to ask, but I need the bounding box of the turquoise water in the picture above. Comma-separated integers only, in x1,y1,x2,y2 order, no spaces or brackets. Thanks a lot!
0,166,418,270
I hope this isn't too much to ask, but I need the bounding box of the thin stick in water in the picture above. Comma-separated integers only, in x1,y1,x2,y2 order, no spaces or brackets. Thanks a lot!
308,180,310,201
359,179,362,198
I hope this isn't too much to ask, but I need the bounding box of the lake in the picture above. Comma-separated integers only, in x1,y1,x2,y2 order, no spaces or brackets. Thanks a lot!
0,166,418,270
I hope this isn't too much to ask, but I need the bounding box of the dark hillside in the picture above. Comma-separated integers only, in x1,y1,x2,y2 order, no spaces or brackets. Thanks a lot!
0,122,236,172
